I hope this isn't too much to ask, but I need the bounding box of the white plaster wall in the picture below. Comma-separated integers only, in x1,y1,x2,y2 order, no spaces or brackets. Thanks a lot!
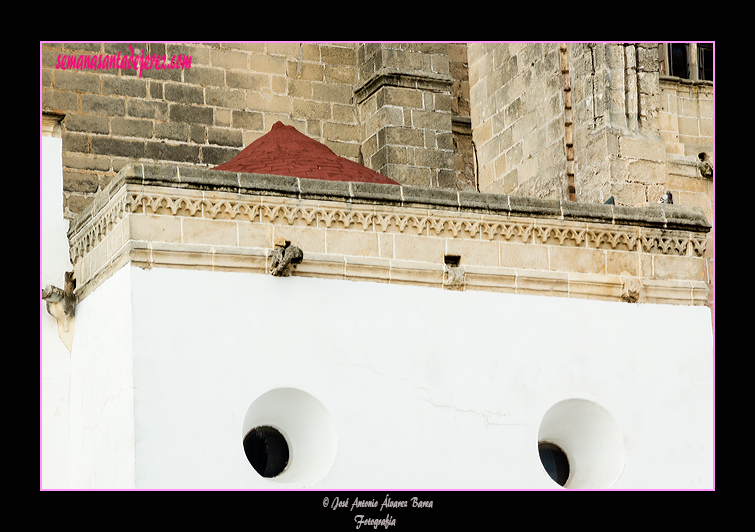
125,265,713,489
68,265,136,488
41,135,72,489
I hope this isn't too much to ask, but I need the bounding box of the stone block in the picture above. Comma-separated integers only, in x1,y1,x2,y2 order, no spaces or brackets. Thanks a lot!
184,66,225,88
280,249,339,279
226,71,268,91
53,70,100,93
377,85,423,109
325,64,356,84
322,122,358,143
619,135,665,161
549,246,606,275
402,185,458,209
177,166,237,191
627,158,665,184
363,106,404,138
567,272,623,301
148,242,215,271
239,173,299,197
381,126,424,148
661,204,711,231
111,117,154,139
612,181,646,206
612,204,666,228
677,116,700,137
350,181,402,206
414,148,454,170
343,255,391,284
271,224,326,254
378,233,394,258
168,103,213,125
326,229,380,258
62,153,111,172
606,250,639,276
245,92,290,114
292,98,331,120
508,195,561,219
64,114,110,135
211,246,268,274
393,233,445,263
43,89,79,113
205,87,245,109
561,201,610,224
642,278,694,306
63,170,99,193
91,136,145,159
181,218,237,246
141,164,180,187
460,191,507,215
445,238,499,267
145,141,199,163
208,111,222,132
412,109,451,132
385,164,432,186
388,259,444,287
232,110,264,131
82,94,126,116
652,254,706,282
320,45,356,67
515,269,568,297
210,48,249,70
463,264,517,293
202,146,238,166
313,82,352,104
129,214,182,243
127,99,168,120
499,241,548,270
155,122,190,142
101,76,148,98
208,127,243,147
298,177,350,202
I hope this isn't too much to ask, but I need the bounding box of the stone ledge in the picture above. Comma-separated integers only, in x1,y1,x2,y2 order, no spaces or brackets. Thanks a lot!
72,236,710,307
353,68,454,104
659,75,714,90
69,163,712,239
67,164,711,307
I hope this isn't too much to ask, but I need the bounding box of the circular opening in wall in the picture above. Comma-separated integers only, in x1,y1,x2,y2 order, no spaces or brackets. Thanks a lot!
242,388,337,485
538,441,570,487
537,398,624,489
243,425,290,478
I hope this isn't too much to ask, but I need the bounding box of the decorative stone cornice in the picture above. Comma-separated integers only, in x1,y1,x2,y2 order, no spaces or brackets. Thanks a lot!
353,67,454,105
68,164,711,306
69,164,711,238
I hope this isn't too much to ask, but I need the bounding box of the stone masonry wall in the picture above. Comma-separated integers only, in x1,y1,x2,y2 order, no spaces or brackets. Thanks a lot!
467,43,566,200
42,42,712,225
449,43,476,192
659,76,713,222
42,42,361,220
355,43,455,188
568,43,668,207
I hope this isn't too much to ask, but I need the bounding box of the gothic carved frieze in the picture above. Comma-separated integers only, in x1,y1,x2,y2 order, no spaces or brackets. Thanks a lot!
69,186,709,267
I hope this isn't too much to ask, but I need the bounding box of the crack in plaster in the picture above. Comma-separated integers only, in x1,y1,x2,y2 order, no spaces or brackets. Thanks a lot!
330,362,520,429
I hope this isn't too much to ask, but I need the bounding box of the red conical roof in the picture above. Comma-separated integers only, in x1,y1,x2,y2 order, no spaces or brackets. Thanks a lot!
213,121,399,185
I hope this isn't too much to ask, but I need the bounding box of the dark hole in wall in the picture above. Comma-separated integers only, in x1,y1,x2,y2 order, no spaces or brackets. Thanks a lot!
243,425,289,478
444,255,461,267
538,441,570,487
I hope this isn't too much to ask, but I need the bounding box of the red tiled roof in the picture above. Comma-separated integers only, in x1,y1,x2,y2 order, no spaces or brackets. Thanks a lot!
213,121,399,185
